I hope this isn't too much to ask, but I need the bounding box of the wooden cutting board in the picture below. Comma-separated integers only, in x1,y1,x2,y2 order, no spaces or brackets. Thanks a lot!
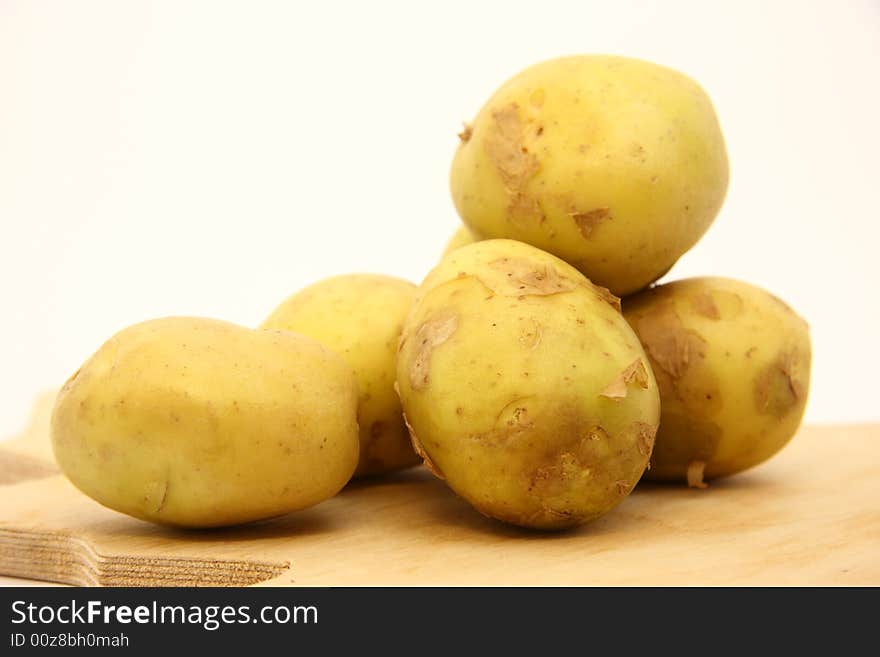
1,392,877,586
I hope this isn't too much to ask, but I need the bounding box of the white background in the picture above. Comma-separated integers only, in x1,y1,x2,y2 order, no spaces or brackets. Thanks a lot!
1,0,878,440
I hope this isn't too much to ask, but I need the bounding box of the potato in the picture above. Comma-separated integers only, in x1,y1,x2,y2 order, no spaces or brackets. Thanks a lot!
51,317,360,527
442,225,477,257
623,278,811,486
262,275,419,476
450,55,729,296
396,239,660,529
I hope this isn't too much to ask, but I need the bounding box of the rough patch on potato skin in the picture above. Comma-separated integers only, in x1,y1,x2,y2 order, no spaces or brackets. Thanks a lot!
636,302,708,379
484,103,543,223
403,413,445,480
691,291,721,320
495,397,535,430
518,318,543,350
529,449,593,499
754,351,805,417
511,413,654,529
686,460,709,489
462,426,654,529
458,122,473,143
528,423,619,503
635,421,657,458
631,301,724,425
571,207,611,239
487,257,578,297
466,396,537,448
600,359,650,400
409,313,458,391
590,283,622,313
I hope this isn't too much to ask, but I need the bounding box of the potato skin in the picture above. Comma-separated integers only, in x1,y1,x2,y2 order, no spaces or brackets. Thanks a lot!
442,225,477,257
623,278,811,483
51,317,360,527
450,55,728,296
397,239,660,530
262,275,419,476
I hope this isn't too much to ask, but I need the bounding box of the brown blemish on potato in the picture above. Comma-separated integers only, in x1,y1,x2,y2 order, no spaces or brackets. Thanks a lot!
529,449,591,498
76,398,91,419
485,103,542,223
403,413,444,480
710,289,745,318
691,292,721,320
536,507,577,525
636,303,707,379
754,351,804,416
589,282,622,313
600,359,650,400
686,460,708,489
468,397,536,448
495,397,535,430
487,257,577,297
588,425,610,442
526,414,640,497
571,207,611,239
409,313,458,391
457,122,473,143
634,422,657,457
469,405,653,528
369,421,385,440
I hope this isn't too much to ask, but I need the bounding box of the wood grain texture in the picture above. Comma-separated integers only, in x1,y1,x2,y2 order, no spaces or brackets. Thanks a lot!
0,392,878,586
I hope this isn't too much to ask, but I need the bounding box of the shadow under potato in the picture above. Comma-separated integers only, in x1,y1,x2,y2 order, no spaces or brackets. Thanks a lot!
632,468,779,495
119,462,780,543
348,465,654,541
117,501,343,544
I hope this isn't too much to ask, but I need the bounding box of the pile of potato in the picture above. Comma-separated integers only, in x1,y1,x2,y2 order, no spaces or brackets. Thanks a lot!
51,55,811,531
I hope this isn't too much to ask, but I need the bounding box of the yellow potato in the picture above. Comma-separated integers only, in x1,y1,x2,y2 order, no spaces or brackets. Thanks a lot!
623,277,811,485
442,225,478,257
51,317,359,527
262,275,419,476
450,55,729,296
397,239,660,529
